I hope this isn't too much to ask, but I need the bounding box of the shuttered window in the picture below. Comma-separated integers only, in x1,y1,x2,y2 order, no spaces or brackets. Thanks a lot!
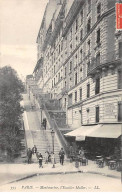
118,102,122,122
95,77,100,94
119,42,122,58
96,106,99,123
87,84,90,98
75,91,77,102
118,70,122,89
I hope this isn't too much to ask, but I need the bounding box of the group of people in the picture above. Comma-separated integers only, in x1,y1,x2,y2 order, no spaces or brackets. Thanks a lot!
69,145,85,162
27,145,65,168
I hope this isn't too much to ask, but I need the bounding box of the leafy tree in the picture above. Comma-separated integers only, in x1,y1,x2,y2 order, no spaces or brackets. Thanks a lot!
0,66,24,161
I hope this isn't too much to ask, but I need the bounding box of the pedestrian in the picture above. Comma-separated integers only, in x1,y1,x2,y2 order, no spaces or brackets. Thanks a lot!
79,147,85,158
69,145,74,162
38,153,43,168
32,145,37,155
27,148,32,164
59,148,65,165
48,152,51,163
43,118,47,130
45,151,49,164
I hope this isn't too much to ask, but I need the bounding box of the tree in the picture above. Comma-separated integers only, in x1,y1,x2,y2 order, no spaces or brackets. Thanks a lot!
0,66,24,161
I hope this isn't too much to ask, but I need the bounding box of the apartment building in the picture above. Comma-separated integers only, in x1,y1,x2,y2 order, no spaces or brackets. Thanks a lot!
34,0,122,129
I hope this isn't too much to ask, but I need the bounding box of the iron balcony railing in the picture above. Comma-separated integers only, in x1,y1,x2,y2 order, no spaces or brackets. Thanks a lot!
87,50,121,75
61,86,68,95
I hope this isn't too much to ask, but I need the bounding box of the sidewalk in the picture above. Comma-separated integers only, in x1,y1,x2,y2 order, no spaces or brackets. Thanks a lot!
0,160,120,186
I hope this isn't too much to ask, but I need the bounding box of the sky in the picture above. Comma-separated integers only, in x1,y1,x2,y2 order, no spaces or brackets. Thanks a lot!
0,0,48,80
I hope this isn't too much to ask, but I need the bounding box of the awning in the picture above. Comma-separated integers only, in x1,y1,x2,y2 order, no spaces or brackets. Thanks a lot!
88,124,122,138
64,125,100,141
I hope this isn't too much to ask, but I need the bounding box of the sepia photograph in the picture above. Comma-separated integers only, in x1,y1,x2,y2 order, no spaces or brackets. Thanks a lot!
0,0,122,192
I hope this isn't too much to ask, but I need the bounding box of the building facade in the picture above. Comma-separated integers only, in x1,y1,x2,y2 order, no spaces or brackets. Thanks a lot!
34,0,122,129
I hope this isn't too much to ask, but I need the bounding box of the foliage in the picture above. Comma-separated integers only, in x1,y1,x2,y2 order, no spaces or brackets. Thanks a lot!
0,66,24,161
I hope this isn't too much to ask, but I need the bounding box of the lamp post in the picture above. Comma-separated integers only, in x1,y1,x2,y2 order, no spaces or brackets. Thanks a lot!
51,129,55,168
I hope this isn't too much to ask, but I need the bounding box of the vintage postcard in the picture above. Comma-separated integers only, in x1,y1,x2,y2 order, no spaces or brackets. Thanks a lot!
0,0,122,192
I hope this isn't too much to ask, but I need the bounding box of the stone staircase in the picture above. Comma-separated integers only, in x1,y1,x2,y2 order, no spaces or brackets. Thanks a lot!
31,130,47,156
23,94,61,163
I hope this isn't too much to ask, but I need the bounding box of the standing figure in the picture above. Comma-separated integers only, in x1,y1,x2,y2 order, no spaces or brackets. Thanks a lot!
27,148,32,164
45,151,49,164
43,118,47,130
59,148,65,165
38,153,43,168
32,145,37,155
69,145,74,162
79,147,85,158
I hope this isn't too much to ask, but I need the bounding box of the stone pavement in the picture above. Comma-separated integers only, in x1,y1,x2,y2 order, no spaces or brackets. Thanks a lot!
0,160,121,186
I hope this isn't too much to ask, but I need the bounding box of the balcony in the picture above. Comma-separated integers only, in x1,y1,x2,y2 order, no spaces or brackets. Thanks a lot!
61,86,68,95
42,25,52,51
87,50,121,76
49,1,66,46
62,0,85,37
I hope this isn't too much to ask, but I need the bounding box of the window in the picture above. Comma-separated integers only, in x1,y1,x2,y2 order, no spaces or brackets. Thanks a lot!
65,81,66,87
61,40,63,51
87,83,90,98
58,72,60,81
54,65,55,74
68,93,72,106
96,52,100,66
65,98,67,107
96,106,99,123
65,67,66,77
76,18,78,32
75,72,78,85
52,80,53,88
70,27,72,40
59,44,60,54
75,91,77,102
87,18,91,33
54,78,55,85
70,61,72,72
119,42,122,58
87,108,89,124
88,40,90,53
95,77,100,94
80,88,82,100
97,3,101,20
80,49,82,61
118,69,122,89
65,36,67,48
54,53,55,62
118,102,122,121
80,10,83,25
88,0,91,13
96,29,100,44
70,44,72,53
80,29,83,41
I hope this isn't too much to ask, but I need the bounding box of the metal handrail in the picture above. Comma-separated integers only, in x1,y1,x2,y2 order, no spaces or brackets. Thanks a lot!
40,97,69,156
52,118,68,156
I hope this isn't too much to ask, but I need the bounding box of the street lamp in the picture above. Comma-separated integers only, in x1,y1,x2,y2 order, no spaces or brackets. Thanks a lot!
51,129,55,168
